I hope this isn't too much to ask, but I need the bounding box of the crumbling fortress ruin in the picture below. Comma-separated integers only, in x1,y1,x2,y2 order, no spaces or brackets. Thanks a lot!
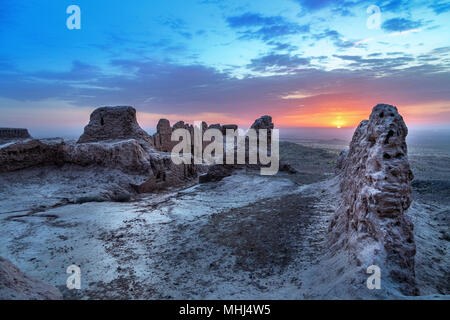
0,106,274,193
328,104,417,296
0,106,200,193
0,128,32,144
77,106,154,148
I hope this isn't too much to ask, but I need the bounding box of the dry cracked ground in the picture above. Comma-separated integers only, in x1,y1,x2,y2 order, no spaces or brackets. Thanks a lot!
0,141,448,299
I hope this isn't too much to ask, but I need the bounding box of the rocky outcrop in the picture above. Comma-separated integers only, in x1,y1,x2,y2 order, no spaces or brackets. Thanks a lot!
0,107,199,193
251,115,274,145
199,164,233,183
336,149,348,170
71,108,205,192
0,256,62,300
0,138,64,172
0,137,153,175
221,124,238,135
0,128,32,143
251,115,274,131
153,119,216,153
208,124,222,131
63,139,153,174
77,106,154,149
75,107,201,192
279,162,297,174
0,109,283,193
329,104,417,295
133,153,198,192
153,119,173,152
199,116,282,180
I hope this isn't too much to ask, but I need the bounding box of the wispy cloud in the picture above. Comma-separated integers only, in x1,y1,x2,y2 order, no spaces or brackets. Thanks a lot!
1,54,449,128
248,53,310,72
429,1,450,14
313,29,363,49
294,0,336,11
161,17,193,39
226,12,310,41
0,0,449,130
381,18,424,32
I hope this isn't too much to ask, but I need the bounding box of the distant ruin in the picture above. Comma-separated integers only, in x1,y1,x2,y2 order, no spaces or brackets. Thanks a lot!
0,128,31,141
77,106,154,149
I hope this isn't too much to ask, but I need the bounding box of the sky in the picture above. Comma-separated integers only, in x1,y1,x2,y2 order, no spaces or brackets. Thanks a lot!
0,0,449,138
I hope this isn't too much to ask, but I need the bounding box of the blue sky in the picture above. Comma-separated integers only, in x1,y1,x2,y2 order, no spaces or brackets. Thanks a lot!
0,0,449,137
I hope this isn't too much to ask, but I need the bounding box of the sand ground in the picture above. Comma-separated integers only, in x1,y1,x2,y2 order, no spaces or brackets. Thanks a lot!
0,141,448,299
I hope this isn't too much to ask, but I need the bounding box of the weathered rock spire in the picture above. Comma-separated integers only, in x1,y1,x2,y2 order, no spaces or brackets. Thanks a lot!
329,104,417,296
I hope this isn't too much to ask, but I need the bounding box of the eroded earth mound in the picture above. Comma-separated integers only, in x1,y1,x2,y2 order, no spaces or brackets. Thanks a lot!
77,106,154,148
327,104,417,296
0,256,62,300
